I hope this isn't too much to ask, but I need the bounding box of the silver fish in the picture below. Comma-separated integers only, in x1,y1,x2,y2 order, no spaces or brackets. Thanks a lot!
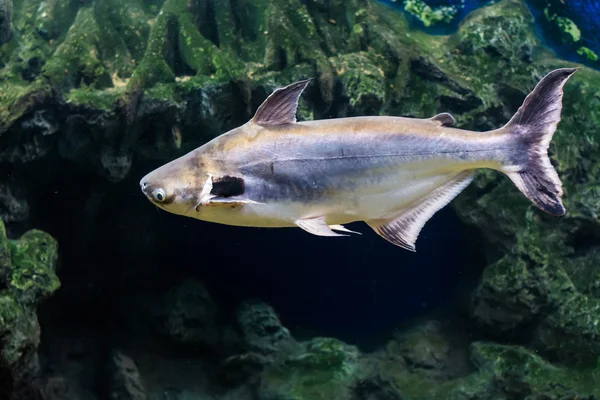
140,68,577,251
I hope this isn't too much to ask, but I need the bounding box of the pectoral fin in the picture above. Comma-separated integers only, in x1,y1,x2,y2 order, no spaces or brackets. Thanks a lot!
295,217,360,237
196,198,263,210
367,171,474,251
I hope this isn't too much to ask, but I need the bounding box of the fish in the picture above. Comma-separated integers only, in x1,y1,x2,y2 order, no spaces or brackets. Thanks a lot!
140,68,577,251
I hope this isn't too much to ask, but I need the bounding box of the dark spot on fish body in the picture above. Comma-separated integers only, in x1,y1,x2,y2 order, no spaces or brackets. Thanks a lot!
211,176,246,197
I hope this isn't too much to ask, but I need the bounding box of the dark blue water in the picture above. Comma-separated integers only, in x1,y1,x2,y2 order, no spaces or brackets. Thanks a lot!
379,0,600,70
527,0,600,68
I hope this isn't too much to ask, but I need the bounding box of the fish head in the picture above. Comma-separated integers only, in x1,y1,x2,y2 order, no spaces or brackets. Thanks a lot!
139,150,209,217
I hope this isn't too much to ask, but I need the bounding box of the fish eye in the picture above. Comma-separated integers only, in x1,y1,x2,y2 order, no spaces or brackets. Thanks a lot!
153,188,167,202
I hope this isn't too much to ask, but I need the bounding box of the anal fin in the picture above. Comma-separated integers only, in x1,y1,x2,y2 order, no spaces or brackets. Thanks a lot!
296,217,359,237
367,171,474,251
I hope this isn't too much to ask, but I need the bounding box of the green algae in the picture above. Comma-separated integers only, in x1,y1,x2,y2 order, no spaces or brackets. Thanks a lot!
42,6,111,89
8,230,60,304
123,0,249,102
544,7,581,43
0,79,51,134
577,46,599,62
404,0,457,27
370,340,600,399
0,294,21,331
471,342,600,397
262,337,360,400
330,51,388,113
0,217,59,376
34,0,78,39
352,337,600,400
67,86,122,111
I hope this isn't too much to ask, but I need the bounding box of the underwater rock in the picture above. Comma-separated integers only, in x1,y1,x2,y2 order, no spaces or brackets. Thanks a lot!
258,337,361,400
154,280,220,347
106,351,147,400
382,318,470,381
400,0,459,28
217,300,298,387
30,375,90,400
348,332,600,399
468,342,600,398
33,334,103,400
235,300,295,355
0,182,29,227
0,0,12,46
0,218,60,396
330,51,388,115
350,372,404,400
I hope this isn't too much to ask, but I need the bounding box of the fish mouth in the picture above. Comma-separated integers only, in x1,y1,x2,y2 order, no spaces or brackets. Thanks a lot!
140,177,156,200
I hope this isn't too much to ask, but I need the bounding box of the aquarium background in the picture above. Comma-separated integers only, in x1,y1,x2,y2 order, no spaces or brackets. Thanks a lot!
0,0,599,399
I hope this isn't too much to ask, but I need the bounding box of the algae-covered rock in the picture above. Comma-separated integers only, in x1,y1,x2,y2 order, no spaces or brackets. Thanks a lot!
0,0,12,46
330,51,388,115
0,217,60,394
8,228,60,305
259,337,360,400
236,300,295,355
353,328,600,399
404,0,458,27
154,280,220,347
107,350,147,400
468,342,600,399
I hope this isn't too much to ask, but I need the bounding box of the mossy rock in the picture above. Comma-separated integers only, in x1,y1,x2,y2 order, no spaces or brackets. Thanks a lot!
404,0,457,27
0,218,11,285
330,51,388,115
8,228,60,304
363,339,600,399
469,342,600,398
0,217,59,388
261,337,360,400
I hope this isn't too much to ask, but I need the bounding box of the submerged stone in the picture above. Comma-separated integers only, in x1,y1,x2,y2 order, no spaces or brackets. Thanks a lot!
0,0,12,46
260,337,360,400
0,217,59,395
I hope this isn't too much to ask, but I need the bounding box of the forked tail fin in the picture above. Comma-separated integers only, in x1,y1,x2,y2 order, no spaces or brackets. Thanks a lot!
501,67,578,216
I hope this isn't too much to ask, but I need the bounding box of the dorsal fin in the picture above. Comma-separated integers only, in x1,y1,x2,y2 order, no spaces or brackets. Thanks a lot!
251,79,312,127
430,112,456,127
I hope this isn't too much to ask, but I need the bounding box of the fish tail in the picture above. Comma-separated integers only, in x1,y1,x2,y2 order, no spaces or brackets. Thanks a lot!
500,67,578,216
